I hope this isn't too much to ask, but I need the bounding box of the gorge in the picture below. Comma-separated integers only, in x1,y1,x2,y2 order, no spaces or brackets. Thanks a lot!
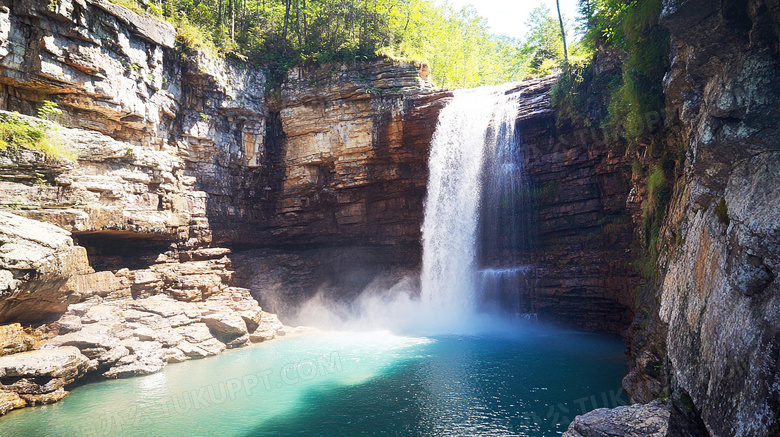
0,0,778,436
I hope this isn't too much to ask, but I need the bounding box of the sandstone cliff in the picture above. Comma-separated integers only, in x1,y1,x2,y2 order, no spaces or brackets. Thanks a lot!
3,0,777,433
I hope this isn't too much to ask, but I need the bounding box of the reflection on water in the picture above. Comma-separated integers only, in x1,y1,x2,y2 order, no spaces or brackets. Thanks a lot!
1,328,627,437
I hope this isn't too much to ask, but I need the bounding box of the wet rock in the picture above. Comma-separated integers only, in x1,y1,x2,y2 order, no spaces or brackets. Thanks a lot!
0,390,26,415
249,313,285,343
225,334,250,349
0,346,89,401
248,330,275,343
19,387,69,406
562,400,670,437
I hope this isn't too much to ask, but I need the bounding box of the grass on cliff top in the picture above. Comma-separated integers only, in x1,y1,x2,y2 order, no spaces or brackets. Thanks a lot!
0,113,77,162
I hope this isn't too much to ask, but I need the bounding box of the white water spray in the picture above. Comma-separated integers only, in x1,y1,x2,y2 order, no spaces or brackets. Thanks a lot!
290,84,532,334
419,85,522,326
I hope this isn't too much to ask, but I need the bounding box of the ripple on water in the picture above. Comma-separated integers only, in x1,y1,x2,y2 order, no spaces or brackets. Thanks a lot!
0,329,626,437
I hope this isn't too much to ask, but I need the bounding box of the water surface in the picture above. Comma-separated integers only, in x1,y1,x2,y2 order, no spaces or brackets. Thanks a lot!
1,328,627,436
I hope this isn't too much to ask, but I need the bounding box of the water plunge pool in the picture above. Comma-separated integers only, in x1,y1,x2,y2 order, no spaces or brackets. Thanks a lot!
2,327,627,436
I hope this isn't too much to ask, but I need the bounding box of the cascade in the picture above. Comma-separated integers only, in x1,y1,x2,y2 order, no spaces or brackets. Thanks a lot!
420,84,536,322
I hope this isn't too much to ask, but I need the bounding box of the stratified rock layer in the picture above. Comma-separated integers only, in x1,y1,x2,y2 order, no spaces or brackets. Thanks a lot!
516,77,639,333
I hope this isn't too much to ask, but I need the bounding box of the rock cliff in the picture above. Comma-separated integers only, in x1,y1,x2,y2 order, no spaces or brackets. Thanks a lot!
569,0,780,435
2,0,777,433
0,0,280,416
653,0,780,435
515,77,639,334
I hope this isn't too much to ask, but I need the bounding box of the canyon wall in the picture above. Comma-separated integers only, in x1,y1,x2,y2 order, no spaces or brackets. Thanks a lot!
515,78,639,334
569,0,780,436
9,0,775,430
656,0,780,435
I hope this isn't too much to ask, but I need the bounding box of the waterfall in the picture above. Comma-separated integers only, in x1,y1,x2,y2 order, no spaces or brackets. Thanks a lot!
420,85,534,323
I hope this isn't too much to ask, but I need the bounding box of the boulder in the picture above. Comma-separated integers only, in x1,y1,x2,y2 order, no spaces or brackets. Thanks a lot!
202,312,248,342
0,212,91,324
0,346,88,383
562,400,670,437
0,389,26,415
0,323,36,356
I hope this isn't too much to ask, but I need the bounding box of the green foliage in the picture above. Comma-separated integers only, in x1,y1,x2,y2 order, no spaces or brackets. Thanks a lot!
592,0,669,141
552,0,668,140
521,6,567,76
642,164,669,259
99,0,536,89
37,100,62,121
549,56,593,124
631,254,655,280
715,198,730,226
382,4,528,88
0,115,76,161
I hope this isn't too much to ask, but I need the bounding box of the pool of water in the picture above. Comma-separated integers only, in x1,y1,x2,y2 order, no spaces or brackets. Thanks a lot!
1,327,627,436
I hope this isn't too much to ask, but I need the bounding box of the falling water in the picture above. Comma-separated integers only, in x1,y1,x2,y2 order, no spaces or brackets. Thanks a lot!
420,85,533,322
477,84,537,317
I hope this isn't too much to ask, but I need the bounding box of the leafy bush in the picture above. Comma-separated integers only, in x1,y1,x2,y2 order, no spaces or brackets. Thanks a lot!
0,115,76,161
552,0,668,140
642,164,670,258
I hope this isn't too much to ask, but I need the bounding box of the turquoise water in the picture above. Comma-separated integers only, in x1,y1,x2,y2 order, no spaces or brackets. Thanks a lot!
1,328,627,436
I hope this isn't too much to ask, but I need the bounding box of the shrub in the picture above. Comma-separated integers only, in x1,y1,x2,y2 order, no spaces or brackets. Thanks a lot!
0,115,77,161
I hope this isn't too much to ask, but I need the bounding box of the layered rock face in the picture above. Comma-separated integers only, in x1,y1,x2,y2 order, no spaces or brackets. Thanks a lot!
214,61,447,313
0,0,177,146
0,0,282,416
202,59,445,250
516,77,639,334
650,0,780,435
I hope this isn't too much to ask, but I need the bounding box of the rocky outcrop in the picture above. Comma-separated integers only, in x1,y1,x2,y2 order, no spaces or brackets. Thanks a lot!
0,211,90,324
569,0,780,435
0,345,89,406
0,289,285,415
0,207,285,416
562,400,670,437
647,0,780,435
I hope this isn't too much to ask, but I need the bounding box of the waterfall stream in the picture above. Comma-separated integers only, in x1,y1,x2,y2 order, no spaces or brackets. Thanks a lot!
420,85,535,322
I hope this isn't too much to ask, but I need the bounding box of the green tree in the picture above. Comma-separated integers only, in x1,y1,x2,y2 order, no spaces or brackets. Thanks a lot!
522,6,565,76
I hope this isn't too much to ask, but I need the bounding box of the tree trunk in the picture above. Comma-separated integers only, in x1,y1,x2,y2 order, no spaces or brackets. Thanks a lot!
229,0,235,41
556,0,568,62
296,0,302,46
283,0,291,40
218,0,223,31
302,0,308,45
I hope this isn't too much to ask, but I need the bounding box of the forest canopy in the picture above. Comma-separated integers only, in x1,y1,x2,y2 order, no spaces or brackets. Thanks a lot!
128,0,575,88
